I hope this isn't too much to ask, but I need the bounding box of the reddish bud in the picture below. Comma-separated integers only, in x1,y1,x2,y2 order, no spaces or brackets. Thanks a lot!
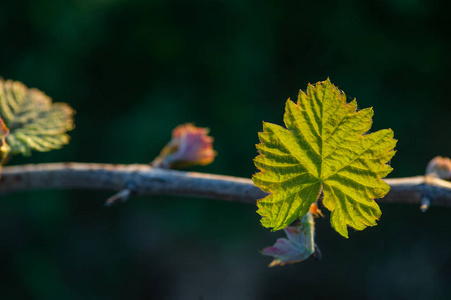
426,156,451,180
0,117,10,165
261,213,316,267
152,123,216,169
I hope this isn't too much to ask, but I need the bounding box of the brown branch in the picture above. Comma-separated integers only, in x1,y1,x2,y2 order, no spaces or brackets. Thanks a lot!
1,163,451,208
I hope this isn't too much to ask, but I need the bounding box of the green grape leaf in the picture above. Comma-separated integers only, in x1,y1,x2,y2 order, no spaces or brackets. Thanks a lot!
253,79,396,238
0,78,75,156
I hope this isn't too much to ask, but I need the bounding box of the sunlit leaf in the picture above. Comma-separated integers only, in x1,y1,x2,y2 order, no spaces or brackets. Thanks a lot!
253,79,396,237
0,78,75,156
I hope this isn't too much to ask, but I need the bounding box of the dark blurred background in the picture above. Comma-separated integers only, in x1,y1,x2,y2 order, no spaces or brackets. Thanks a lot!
1,0,450,299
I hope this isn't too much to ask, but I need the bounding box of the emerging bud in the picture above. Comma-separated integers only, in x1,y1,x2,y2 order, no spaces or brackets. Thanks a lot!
261,212,317,267
0,117,8,143
152,123,216,169
309,202,324,218
426,156,451,180
0,117,10,165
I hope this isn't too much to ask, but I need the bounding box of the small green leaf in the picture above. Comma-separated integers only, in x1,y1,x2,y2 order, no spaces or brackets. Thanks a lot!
0,78,75,156
253,79,396,237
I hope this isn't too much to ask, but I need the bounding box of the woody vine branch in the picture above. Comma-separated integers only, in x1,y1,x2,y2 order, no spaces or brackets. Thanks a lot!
1,162,451,210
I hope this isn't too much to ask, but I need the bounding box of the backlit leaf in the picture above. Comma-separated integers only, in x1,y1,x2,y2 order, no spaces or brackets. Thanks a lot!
253,79,396,237
0,78,75,156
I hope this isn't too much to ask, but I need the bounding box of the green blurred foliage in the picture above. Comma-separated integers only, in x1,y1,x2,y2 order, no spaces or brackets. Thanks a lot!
1,0,450,299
